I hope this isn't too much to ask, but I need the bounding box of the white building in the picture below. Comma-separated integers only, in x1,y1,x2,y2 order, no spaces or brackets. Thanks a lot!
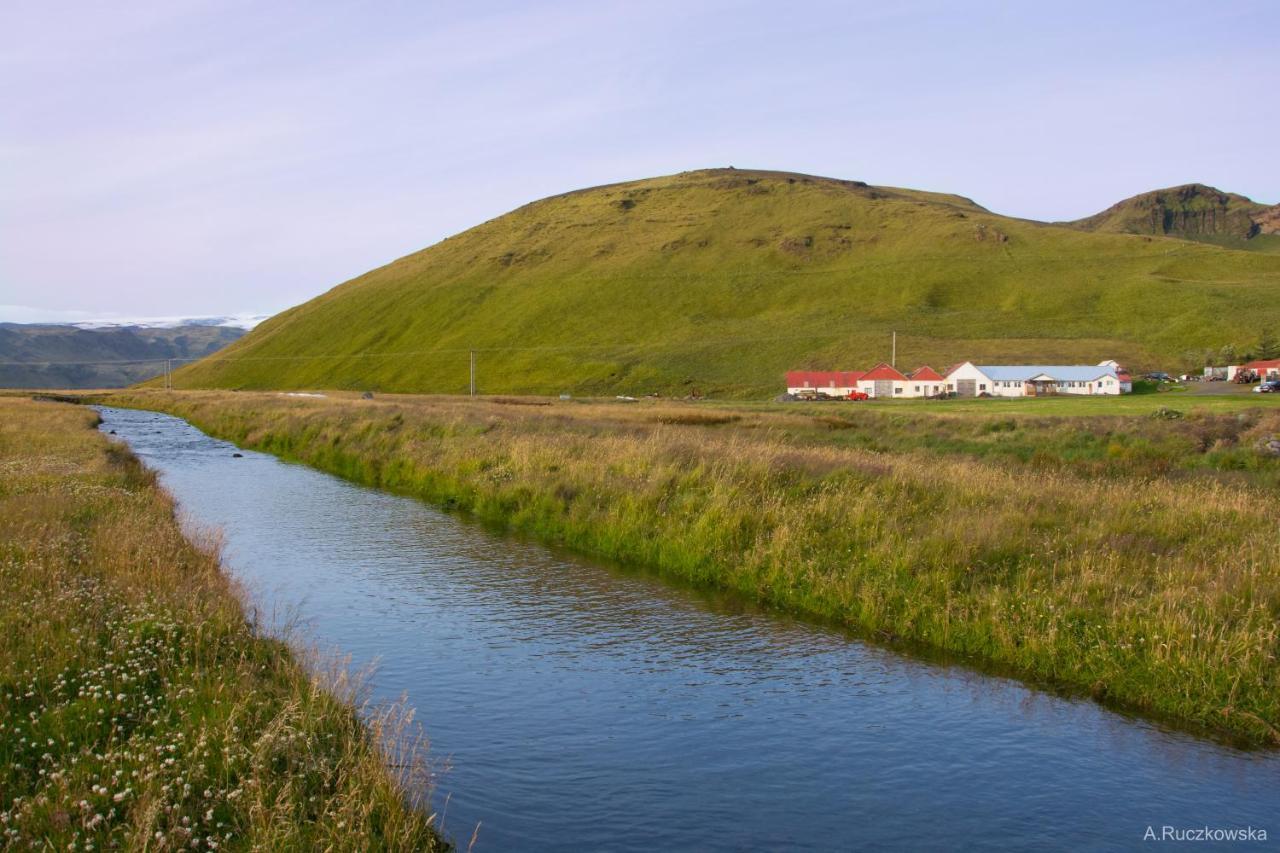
944,362,1124,397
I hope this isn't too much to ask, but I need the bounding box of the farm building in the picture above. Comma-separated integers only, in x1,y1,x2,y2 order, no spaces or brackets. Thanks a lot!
785,370,866,397
1242,359,1280,380
854,363,909,398
1098,359,1133,393
944,362,1124,397
907,366,947,398
786,359,1127,399
850,364,948,398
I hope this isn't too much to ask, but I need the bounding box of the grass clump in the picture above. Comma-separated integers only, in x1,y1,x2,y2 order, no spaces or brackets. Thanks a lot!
0,397,447,851
97,390,1280,745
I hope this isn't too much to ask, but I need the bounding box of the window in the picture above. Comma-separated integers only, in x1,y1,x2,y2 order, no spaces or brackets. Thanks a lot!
894,387,903,394
979,384,987,390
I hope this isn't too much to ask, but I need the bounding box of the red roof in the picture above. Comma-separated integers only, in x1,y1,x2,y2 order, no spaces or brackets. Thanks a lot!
786,370,866,388
861,362,908,381
1243,359,1280,370
908,365,944,381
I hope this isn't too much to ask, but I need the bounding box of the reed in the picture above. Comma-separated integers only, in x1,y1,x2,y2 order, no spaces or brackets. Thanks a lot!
97,390,1280,745
0,397,448,850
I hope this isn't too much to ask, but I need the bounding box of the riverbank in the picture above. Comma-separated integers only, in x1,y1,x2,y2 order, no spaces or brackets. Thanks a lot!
96,390,1280,745
0,397,447,849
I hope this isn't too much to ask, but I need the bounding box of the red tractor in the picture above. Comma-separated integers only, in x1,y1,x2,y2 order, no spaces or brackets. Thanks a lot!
847,391,870,401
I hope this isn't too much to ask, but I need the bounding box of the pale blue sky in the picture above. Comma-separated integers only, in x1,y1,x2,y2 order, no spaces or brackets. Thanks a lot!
2,0,1276,321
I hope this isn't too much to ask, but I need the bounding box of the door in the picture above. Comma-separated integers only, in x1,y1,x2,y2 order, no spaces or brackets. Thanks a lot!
956,379,977,397
874,380,893,398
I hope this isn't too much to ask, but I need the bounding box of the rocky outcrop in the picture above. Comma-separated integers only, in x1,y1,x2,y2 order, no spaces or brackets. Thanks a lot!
1067,183,1275,244
1252,204,1280,237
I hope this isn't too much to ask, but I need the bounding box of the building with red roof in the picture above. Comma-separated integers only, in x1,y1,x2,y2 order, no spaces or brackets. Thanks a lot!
906,366,947,398
854,363,912,398
785,370,867,397
1242,359,1280,380
786,358,1130,399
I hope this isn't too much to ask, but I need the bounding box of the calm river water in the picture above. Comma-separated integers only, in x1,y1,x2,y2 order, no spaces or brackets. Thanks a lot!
98,407,1279,852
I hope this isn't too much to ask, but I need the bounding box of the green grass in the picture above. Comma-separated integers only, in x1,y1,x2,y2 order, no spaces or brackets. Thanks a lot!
166,169,1280,398
95,390,1280,745
0,398,447,850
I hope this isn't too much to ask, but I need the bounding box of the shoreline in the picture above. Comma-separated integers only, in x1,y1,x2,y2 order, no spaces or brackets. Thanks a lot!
87,389,1280,746
0,397,448,849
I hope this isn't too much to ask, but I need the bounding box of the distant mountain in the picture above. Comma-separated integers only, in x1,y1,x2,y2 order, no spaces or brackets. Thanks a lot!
68,313,268,330
0,323,249,388
170,168,1280,397
1066,184,1280,252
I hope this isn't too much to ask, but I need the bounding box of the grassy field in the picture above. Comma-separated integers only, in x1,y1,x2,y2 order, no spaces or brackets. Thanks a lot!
0,397,447,850
165,169,1280,397
95,389,1280,745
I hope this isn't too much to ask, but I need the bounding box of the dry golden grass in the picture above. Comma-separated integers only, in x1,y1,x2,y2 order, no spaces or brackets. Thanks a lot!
0,397,447,850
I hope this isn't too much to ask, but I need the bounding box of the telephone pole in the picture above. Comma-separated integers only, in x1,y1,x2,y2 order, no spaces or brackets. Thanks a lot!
469,350,476,397
891,332,896,367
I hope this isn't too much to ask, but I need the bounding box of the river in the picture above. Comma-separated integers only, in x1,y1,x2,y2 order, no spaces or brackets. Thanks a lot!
97,406,1279,851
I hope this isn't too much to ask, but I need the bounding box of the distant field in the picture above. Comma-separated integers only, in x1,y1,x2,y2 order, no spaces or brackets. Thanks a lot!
92,389,1280,744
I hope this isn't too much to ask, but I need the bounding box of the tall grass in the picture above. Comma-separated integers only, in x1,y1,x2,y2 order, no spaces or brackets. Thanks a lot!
0,398,448,850
95,391,1280,745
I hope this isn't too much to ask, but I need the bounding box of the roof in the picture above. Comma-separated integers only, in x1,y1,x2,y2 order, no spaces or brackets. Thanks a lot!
785,370,866,386
975,365,1118,382
909,365,944,381
1243,359,1280,370
861,362,909,381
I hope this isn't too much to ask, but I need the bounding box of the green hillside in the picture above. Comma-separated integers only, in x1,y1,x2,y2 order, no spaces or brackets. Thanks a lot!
1065,183,1280,253
174,169,1280,397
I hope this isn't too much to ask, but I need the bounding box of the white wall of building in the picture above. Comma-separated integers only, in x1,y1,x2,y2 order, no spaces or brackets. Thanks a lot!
945,362,1122,397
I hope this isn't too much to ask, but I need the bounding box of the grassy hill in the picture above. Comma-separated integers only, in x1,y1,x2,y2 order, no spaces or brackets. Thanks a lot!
173,168,1280,398
1065,183,1280,253
0,323,245,388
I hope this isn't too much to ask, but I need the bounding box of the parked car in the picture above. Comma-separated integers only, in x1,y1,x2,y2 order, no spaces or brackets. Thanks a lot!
1146,372,1172,382
1254,380,1280,393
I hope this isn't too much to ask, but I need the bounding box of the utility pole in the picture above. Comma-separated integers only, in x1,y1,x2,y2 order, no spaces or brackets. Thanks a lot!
165,359,171,390
469,350,476,397
891,331,896,368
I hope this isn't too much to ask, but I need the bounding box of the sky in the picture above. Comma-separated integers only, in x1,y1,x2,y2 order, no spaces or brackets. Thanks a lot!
2,0,1277,323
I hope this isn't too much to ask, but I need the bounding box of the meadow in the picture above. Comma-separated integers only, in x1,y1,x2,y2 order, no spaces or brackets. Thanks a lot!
0,397,447,850
95,389,1280,745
